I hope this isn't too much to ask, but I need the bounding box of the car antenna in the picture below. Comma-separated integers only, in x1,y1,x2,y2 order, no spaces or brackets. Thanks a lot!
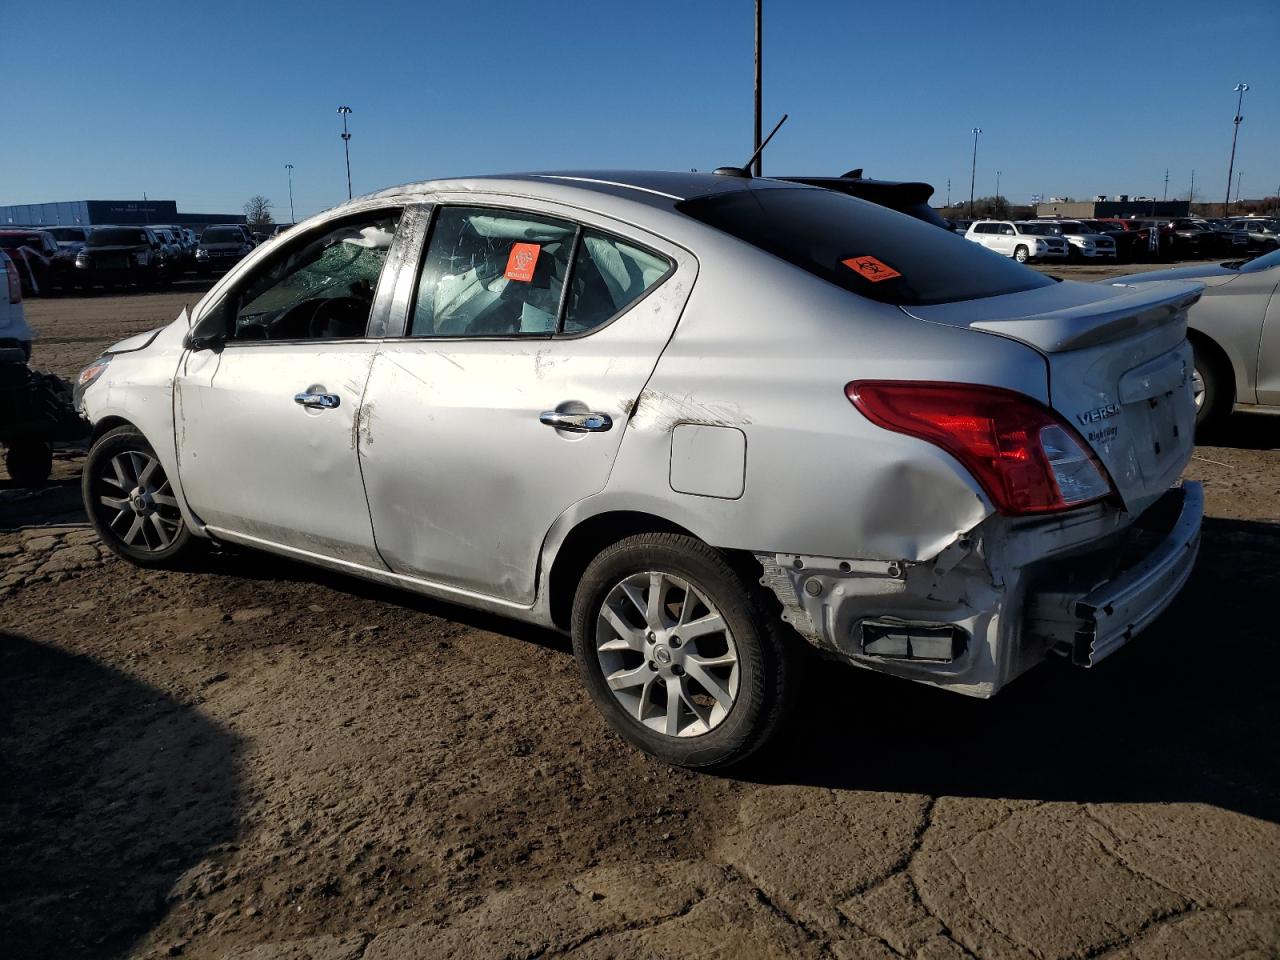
714,113,789,178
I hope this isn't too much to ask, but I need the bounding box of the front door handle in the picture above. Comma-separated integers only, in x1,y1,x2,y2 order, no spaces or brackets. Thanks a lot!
294,391,340,409
539,410,612,433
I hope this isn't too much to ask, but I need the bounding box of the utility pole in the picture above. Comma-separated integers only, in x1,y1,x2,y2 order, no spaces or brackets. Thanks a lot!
752,0,763,176
1235,171,1243,210
1189,169,1195,204
337,106,353,200
1224,82,1248,218
946,178,951,207
285,164,295,224
1163,168,1169,201
969,127,982,217
996,170,1002,200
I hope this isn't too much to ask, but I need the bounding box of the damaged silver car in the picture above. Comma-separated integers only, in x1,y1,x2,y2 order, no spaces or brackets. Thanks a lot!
75,172,1204,768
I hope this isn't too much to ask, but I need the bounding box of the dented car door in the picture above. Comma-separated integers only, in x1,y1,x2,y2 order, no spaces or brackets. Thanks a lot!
358,202,695,605
174,207,405,566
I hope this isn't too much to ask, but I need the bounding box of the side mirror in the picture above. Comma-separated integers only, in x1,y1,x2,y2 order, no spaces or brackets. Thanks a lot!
184,328,225,352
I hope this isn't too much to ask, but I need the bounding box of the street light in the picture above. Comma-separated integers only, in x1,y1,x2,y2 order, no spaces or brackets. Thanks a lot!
1224,83,1248,218
969,127,982,217
337,106,353,201
285,163,295,225
996,170,1002,201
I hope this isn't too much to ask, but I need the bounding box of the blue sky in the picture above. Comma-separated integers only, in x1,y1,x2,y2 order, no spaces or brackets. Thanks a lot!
6,0,1278,219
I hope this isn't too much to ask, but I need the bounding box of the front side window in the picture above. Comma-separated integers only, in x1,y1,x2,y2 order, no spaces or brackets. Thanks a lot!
226,210,401,342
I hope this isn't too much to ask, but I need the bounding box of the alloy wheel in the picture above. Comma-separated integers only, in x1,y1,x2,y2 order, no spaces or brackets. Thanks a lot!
595,571,740,738
1191,368,1206,410
93,450,183,551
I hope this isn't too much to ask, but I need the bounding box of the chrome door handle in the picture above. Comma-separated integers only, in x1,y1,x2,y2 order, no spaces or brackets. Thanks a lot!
539,411,613,433
294,391,340,409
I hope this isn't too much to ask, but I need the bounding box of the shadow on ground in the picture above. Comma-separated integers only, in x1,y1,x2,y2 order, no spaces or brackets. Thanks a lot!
748,516,1280,823
0,634,243,959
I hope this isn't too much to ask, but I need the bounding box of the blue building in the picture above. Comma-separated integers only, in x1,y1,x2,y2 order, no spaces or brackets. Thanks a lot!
0,199,245,230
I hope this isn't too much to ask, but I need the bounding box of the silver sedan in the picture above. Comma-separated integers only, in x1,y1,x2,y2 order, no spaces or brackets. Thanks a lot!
75,172,1204,768
1112,248,1280,427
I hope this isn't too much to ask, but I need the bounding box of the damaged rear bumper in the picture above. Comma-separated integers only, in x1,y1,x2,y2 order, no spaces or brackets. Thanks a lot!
756,482,1203,697
1027,481,1202,667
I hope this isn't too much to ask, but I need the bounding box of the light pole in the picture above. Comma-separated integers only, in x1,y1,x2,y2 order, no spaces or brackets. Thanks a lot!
1234,171,1243,211
752,0,762,176
285,163,295,225
969,127,982,217
1224,82,1248,218
337,106,353,200
996,170,1002,200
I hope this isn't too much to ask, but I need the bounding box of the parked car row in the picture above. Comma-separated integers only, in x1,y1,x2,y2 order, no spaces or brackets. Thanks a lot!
954,213,1273,263
0,222,265,294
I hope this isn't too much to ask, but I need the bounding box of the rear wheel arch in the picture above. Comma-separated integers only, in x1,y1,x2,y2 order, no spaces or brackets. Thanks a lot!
546,511,702,631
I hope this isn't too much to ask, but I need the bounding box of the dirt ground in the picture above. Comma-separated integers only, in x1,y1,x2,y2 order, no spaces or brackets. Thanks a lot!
2,268,1278,960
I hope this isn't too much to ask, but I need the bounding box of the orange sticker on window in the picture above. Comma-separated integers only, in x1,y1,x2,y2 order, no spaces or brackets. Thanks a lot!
505,242,541,282
842,255,901,282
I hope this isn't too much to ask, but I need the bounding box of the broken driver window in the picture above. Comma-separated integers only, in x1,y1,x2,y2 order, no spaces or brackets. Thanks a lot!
229,209,402,341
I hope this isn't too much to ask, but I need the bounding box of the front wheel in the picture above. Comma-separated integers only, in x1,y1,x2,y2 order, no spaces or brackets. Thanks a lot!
82,425,194,566
1191,342,1232,431
1013,245,1029,263
571,533,797,769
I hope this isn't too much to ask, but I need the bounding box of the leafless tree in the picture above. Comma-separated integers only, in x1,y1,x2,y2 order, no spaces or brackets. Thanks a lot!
243,195,274,226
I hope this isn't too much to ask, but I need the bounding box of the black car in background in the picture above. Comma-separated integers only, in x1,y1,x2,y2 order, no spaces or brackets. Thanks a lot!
0,229,63,294
196,224,256,275
1079,219,1147,262
74,226,171,290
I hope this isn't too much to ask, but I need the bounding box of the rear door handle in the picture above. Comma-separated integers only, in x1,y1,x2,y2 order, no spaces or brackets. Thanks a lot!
539,411,612,433
294,391,340,409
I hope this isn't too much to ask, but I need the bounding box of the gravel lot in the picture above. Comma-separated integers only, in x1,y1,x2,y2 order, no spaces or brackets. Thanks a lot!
2,266,1278,959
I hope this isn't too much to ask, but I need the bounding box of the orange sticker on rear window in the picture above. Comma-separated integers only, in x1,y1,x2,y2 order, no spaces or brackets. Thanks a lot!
505,242,541,282
842,255,901,282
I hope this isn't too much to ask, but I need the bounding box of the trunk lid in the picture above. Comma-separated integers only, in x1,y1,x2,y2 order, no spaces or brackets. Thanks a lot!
903,279,1203,516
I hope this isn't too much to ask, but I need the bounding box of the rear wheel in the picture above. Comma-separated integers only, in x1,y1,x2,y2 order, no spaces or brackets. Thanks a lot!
571,533,797,769
4,440,53,486
1013,245,1030,263
83,426,194,566
1191,340,1232,431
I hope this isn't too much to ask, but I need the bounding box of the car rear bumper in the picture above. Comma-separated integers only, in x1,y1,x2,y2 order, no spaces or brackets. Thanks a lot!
1026,482,1202,667
756,483,1202,698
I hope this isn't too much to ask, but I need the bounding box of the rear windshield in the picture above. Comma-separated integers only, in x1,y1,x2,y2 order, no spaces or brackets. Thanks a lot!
0,235,41,249
202,228,243,243
89,228,148,246
677,187,1053,306
48,227,87,241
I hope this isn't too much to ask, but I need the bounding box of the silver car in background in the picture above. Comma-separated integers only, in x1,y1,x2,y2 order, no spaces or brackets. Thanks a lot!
75,172,1203,768
1113,247,1280,427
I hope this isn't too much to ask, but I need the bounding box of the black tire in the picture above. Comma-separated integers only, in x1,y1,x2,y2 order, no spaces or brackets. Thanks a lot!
1192,341,1232,431
571,533,797,769
82,425,195,567
4,440,53,486
1013,245,1029,263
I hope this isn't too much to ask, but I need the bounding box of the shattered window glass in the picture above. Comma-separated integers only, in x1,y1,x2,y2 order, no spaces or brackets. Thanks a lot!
230,211,402,341
409,207,575,338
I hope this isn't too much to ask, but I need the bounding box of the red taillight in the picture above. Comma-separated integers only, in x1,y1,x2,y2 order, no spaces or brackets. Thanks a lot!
846,381,1114,516
4,258,19,304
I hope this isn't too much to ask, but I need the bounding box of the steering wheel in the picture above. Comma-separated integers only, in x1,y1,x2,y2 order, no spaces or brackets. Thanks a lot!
307,296,367,339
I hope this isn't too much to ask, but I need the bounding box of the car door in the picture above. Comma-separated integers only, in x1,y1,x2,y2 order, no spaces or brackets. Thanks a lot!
1250,263,1280,404
173,205,407,565
359,200,695,605
989,223,1012,256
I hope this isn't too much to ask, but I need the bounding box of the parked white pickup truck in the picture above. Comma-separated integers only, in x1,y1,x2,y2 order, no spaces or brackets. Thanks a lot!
964,221,1069,263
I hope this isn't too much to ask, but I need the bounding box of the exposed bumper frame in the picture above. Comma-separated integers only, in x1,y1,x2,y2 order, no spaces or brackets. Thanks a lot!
1066,482,1202,666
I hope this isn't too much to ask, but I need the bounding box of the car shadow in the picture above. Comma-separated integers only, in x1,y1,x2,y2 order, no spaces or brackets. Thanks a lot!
1198,411,1280,451
0,633,244,959
744,516,1280,824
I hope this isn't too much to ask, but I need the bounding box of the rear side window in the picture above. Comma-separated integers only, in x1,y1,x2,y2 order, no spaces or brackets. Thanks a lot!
563,230,671,335
677,187,1053,306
